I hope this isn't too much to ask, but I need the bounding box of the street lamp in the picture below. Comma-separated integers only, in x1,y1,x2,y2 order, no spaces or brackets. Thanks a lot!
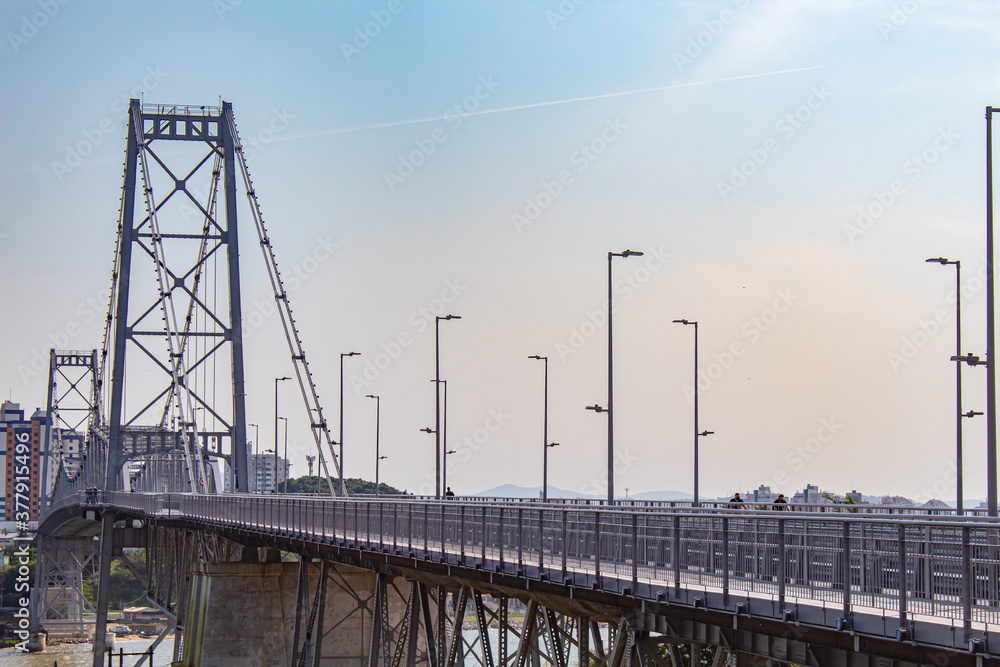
435,315,461,498
274,376,290,494
674,319,710,505
340,352,360,496
365,394,381,496
926,257,968,514
528,355,550,500
987,105,999,517
607,249,643,504
277,416,288,493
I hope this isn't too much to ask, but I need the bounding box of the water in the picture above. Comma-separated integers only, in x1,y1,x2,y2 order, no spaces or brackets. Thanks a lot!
0,638,172,666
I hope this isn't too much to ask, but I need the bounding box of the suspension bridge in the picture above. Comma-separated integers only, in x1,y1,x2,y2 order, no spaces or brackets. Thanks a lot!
27,100,1000,667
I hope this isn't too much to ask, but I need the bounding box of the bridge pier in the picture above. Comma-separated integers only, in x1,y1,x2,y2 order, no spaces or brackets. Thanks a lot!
170,560,423,666
91,510,116,666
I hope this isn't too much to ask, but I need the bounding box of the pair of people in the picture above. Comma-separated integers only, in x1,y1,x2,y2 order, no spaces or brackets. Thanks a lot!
727,492,788,509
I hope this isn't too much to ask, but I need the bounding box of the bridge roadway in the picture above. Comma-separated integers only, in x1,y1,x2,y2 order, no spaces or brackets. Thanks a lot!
43,491,1000,664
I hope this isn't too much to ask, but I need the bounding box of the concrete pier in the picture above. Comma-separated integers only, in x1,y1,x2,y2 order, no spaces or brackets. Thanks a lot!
173,561,416,666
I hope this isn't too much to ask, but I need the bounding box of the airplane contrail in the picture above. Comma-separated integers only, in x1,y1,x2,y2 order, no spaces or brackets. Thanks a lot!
279,65,823,142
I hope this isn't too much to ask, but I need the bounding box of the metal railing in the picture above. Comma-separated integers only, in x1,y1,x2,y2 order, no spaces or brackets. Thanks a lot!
90,492,1000,644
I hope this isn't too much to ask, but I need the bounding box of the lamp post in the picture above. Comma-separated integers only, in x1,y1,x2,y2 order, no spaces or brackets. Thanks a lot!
673,318,706,505
435,315,460,498
528,355,550,500
277,416,288,493
365,394,381,496
274,376,290,494
926,257,968,514
607,250,643,504
340,352,360,497
988,106,999,516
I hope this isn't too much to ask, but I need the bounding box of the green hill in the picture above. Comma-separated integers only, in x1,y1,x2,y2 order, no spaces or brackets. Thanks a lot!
281,475,407,496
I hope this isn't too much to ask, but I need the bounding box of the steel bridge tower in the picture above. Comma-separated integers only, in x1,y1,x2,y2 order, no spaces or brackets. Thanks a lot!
101,99,342,496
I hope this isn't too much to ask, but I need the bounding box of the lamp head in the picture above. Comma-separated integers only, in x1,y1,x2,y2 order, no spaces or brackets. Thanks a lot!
548,442,560,448
925,257,949,265
528,354,545,360
420,427,435,434
278,376,291,381
365,394,377,399
623,249,644,257
344,351,360,357
440,314,461,321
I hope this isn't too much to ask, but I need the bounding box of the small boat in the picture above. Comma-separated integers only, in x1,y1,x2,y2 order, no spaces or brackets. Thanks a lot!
111,625,131,637
138,630,156,638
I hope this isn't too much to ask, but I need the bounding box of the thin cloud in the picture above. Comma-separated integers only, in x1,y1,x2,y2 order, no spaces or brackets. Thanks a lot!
278,65,824,142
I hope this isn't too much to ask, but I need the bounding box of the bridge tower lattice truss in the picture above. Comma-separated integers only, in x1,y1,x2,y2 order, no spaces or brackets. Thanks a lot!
98,99,342,495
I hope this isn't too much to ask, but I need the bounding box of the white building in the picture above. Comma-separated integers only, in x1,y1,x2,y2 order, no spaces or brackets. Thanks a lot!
249,453,290,493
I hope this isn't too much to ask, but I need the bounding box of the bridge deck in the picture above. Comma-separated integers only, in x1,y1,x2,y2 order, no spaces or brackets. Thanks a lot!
58,491,1000,658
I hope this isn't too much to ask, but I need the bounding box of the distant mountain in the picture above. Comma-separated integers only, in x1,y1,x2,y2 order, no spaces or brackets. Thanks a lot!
473,484,692,501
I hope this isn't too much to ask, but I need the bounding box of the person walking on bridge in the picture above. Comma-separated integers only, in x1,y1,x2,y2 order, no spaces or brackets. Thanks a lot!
728,492,744,509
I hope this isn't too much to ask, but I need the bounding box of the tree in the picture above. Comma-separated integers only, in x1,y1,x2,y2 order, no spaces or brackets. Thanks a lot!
281,476,405,496
83,549,147,611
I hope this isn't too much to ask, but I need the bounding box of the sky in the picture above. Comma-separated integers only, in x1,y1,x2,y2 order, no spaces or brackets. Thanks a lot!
1,0,999,502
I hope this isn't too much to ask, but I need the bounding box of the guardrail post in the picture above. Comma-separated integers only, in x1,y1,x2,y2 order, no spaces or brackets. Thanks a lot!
722,516,730,607
460,504,466,564
962,525,972,643
595,511,602,587
517,507,524,572
539,508,545,575
499,506,505,570
562,509,568,581
631,513,638,591
898,523,907,631
778,518,786,612
842,521,851,622
423,503,429,557
672,514,681,596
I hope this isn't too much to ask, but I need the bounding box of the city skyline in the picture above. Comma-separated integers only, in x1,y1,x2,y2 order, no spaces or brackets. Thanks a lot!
1,1,999,501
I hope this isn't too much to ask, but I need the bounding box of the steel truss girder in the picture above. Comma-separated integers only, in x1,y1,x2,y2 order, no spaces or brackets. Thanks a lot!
29,536,99,635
